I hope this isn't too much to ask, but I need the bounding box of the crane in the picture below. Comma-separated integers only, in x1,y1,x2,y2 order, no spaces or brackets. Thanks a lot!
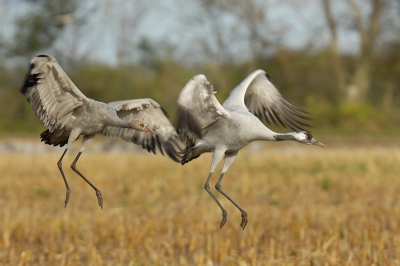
177,70,325,229
20,55,181,209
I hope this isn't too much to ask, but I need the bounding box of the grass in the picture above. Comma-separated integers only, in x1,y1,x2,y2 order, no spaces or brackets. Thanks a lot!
1,140,400,265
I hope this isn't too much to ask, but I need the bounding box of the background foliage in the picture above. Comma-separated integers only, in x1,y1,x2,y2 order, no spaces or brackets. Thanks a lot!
0,0,399,136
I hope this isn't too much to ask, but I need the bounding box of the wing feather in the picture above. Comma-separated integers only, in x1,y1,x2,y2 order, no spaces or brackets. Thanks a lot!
20,55,90,133
101,99,182,162
177,74,229,145
223,69,310,131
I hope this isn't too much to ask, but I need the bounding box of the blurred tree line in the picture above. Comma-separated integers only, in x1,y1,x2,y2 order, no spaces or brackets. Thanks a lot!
0,0,399,135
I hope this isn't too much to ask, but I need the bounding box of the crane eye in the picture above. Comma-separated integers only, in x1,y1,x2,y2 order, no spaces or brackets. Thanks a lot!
139,123,144,128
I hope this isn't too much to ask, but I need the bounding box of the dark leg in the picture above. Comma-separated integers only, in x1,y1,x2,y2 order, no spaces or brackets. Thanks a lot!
204,172,228,228
71,152,103,209
215,151,248,229
57,149,71,208
215,172,248,229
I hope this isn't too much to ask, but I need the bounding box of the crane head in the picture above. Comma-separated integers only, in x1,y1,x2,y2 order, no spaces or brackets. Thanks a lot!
296,131,325,147
131,120,155,134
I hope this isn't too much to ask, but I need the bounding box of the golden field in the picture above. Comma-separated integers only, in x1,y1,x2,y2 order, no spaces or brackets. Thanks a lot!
1,138,400,265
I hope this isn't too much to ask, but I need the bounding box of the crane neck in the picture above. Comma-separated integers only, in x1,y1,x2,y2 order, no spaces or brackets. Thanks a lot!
93,102,134,129
256,127,297,142
252,124,297,141
104,117,132,129
274,132,297,141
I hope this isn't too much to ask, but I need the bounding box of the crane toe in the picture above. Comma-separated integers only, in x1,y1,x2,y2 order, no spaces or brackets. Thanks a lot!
95,190,103,209
220,210,228,228
240,211,248,229
64,189,71,208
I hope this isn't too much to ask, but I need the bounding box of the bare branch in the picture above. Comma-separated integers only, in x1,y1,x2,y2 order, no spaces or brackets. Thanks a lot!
347,0,365,36
321,0,346,94
369,0,383,43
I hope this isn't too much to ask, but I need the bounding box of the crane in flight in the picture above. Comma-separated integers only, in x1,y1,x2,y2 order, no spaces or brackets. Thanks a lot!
177,70,325,229
20,55,181,209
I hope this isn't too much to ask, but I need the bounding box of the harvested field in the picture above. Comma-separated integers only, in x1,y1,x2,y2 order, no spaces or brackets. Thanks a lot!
1,138,400,265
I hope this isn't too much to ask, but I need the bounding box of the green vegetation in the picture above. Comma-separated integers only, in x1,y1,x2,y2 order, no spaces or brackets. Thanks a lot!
2,49,400,136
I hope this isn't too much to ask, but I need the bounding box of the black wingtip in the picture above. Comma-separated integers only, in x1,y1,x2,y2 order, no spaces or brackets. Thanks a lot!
20,67,39,95
165,148,181,163
160,107,169,118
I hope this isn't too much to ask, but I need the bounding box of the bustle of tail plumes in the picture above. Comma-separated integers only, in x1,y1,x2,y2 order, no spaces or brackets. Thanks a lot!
181,142,205,165
177,105,205,165
40,129,69,147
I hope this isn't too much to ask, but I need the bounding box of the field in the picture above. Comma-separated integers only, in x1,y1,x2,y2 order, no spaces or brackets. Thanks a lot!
1,138,400,265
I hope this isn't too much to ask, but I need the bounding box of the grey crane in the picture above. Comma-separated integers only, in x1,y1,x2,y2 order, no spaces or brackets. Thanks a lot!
177,70,325,229
20,55,181,209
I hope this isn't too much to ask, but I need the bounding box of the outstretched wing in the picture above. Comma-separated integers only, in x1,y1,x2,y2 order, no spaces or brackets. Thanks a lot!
20,55,90,132
222,69,310,131
177,74,229,145
101,99,182,163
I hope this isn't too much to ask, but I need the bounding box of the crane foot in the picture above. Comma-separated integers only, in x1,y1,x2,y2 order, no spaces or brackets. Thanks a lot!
240,211,248,229
219,210,228,228
64,188,71,208
96,190,103,209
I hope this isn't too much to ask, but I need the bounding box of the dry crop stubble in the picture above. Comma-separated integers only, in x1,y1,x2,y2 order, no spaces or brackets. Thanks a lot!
1,141,400,265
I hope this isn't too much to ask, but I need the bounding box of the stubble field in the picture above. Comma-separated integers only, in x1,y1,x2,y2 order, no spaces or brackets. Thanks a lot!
1,138,400,265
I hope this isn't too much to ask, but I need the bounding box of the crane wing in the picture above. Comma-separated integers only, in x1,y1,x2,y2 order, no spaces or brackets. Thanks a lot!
222,69,310,131
177,74,229,145
101,99,182,163
20,55,90,132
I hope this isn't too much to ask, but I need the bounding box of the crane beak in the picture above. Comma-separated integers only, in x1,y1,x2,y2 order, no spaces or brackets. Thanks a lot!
143,126,155,134
310,138,325,148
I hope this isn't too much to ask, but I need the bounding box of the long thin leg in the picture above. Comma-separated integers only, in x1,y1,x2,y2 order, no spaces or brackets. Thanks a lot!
71,152,103,209
204,172,228,228
57,149,71,208
70,135,103,209
215,152,248,229
204,150,227,228
56,128,82,208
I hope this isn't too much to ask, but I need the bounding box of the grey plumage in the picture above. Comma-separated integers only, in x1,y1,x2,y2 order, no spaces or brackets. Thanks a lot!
102,99,181,160
20,55,181,208
177,70,325,229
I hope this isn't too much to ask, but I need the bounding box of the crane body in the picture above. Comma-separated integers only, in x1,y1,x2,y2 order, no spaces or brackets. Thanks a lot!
21,55,181,208
177,71,325,229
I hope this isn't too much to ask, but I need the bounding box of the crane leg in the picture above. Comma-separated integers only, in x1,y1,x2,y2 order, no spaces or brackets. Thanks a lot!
215,152,248,229
204,150,228,228
70,135,103,209
57,149,71,208
204,172,228,228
